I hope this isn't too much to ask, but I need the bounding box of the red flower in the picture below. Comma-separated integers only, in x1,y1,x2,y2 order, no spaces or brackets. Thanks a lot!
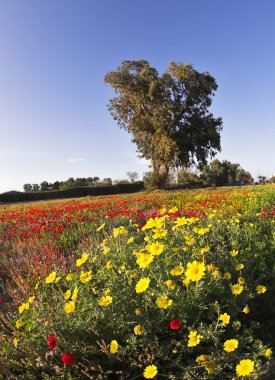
61,353,74,365
48,335,57,350
0,297,3,303
170,319,181,330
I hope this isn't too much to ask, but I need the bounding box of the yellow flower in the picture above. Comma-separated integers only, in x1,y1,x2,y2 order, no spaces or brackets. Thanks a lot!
236,263,244,270
264,348,272,357
224,339,239,352
172,247,180,252
110,340,119,354
136,278,150,293
200,246,210,254
149,242,164,255
230,249,238,257
243,305,250,314
64,290,72,300
76,252,89,267
98,295,113,307
92,285,99,294
136,253,154,268
207,264,217,272
44,320,50,327
106,260,115,269
142,218,158,230
34,281,40,289
188,331,202,347
102,247,110,255
165,279,177,290
256,285,267,294
169,206,178,213
182,278,191,286
143,364,158,379
212,270,222,279
28,296,35,304
156,295,172,309
103,288,111,295
219,313,230,325
100,238,108,247
134,246,149,254
238,277,245,284
80,271,92,283
16,319,24,329
196,355,208,364
205,361,215,374
134,325,144,335
113,226,128,238
64,301,75,314
231,283,244,295
159,206,167,214
13,338,19,347
18,302,29,314
193,226,209,235
71,287,79,301
152,228,167,239
170,264,184,276
130,270,138,278
185,261,206,282
173,216,188,229
45,271,57,284
135,308,142,316
97,222,105,231
127,237,134,244
236,359,254,377
185,237,195,246
66,273,74,281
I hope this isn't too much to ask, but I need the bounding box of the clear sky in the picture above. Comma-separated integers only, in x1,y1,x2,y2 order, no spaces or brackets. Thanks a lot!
0,0,274,193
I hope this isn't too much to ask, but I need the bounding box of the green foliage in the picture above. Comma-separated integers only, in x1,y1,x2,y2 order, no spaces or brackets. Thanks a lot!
143,171,168,190
22,177,113,193
200,159,254,186
105,60,223,188
0,186,274,378
177,168,202,186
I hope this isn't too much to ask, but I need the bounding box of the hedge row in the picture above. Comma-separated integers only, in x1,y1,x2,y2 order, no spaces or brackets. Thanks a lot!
0,182,144,203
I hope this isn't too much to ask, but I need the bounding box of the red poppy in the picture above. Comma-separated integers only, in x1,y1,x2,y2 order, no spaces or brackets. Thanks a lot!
61,353,74,365
0,297,2,303
48,335,57,350
170,319,181,330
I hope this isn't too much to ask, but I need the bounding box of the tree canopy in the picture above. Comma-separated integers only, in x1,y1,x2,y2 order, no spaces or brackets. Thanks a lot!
105,60,223,186
199,159,254,186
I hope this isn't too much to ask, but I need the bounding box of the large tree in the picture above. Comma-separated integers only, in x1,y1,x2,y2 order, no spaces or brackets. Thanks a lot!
105,60,222,187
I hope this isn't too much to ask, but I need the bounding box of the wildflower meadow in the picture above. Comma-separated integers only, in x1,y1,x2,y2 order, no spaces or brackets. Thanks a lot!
0,185,274,379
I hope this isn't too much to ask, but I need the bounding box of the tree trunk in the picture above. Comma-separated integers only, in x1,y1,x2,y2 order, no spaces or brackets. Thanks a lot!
151,160,170,188
159,164,170,188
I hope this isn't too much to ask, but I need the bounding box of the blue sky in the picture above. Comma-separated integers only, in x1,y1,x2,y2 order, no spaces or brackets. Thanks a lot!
0,0,274,193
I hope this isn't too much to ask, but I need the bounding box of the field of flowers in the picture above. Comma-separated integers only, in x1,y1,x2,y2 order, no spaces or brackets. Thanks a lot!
0,185,274,379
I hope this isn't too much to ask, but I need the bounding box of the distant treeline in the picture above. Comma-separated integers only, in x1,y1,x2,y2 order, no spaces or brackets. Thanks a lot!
0,182,144,204
23,177,114,192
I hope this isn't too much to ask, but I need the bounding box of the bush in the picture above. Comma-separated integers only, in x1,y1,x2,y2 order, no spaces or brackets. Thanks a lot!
0,182,144,204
